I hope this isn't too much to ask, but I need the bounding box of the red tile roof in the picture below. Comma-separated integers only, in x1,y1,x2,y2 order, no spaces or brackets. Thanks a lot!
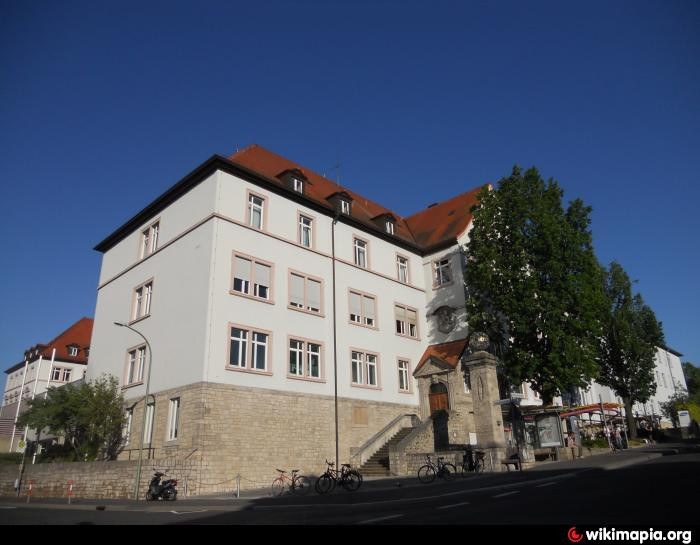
229,145,487,252
6,317,93,373
413,338,470,375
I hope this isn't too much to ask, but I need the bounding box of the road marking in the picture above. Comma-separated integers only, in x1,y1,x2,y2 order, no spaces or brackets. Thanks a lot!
252,472,577,510
436,501,470,510
536,482,557,488
358,514,404,525
170,509,209,515
493,491,520,498
0,507,17,509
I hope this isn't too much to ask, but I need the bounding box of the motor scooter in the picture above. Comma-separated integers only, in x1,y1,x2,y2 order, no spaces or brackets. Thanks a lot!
146,470,178,501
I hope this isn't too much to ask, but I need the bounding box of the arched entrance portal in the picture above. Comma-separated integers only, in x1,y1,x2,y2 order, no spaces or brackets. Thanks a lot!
429,381,449,415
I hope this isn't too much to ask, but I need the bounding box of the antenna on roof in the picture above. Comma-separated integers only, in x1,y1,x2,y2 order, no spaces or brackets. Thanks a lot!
328,162,342,185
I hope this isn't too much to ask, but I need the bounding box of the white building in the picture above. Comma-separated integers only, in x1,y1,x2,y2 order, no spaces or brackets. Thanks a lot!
1,317,93,451
87,144,493,490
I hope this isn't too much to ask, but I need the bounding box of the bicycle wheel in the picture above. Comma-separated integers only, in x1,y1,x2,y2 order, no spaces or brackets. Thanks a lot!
292,475,312,496
474,458,485,474
271,477,286,497
348,470,363,490
417,465,436,484
342,471,361,492
440,463,457,481
315,473,335,495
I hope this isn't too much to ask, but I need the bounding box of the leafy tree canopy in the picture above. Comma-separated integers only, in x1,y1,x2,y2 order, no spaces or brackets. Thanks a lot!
465,166,606,403
17,374,125,462
681,362,700,404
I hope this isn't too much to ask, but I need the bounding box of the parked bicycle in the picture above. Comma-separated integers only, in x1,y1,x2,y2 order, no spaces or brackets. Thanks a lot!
315,460,363,494
270,468,312,496
459,449,486,476
417,455,456,483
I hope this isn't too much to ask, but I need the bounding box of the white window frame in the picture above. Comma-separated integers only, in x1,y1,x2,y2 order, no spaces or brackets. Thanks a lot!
353,238,368,268
68,346,79,357
125,345,146,386
248,193,265,230
396,255,409,283
340,200,350,214
349,290,377,329
398,360,410,392
351,350,380,388
434,258,452,287
131,280,153,322
231,252,273,303
227,324,272,374
293,178,303,193
288,271,324,316
288,338,323,380
62,368,72,382
386,221,394,235
139,220,160,259
298,214,313,248
167,397,180,441
143,402,154,445
123,409,133,444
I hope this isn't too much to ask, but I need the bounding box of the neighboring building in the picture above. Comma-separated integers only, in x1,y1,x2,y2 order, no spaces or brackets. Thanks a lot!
0,317,93,452
87,144,498,491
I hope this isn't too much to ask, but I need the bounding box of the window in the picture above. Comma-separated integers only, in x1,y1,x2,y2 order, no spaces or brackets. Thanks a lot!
68,346,79,357
299,215,313,248
231,253,272,302
248,193,265,230
140,221,160,259
395,305,419,339
396,255,409,283
62,369,72,382
351,350,379,388
167,398,180,441
289,272,323,315
143,403,154,444
132,281,153,321
126,346,146,385
349,290,376,328
288,338,322,380
353,238,368,268
293,178,303,193
51,367,62,381
398,360,410,392
123,409,133,444
386,221,394,235
228,325,271,373
341,200,350,215
434,258,452,286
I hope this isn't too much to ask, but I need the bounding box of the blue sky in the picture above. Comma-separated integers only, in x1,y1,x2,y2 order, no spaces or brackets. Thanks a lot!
1,1,698,372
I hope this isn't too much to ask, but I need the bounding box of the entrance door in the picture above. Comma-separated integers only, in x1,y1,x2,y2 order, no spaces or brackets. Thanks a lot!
429,382,449,415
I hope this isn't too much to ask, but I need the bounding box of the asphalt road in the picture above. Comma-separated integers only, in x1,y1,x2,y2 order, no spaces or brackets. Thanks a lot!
1,446,698,526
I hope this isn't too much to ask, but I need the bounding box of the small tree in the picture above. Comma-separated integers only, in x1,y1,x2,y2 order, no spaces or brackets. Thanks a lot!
465,166,606,403
17,374,126,461
597,262,664,438
681,362,700,404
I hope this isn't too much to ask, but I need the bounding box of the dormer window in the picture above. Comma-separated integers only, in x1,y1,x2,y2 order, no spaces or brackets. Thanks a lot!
68,346,79,357
385,221,394,235
278,169,309,195
328,191,353,216
293,178,303,193
341,200,350,214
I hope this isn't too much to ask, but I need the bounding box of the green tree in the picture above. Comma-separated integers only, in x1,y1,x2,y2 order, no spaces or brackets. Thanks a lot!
465,166,606,403
17,375,126,461
681,362,700,404
597,262,664,438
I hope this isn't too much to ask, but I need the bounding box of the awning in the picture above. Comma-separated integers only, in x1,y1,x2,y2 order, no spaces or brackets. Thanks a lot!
559,402,623,418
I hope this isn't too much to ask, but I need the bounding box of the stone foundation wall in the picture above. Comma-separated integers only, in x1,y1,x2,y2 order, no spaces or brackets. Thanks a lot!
0,456,206,499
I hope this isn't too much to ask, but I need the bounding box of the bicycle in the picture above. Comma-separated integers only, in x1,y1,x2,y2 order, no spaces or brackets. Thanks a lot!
417,455,456,483
315,460,363,494
459,449,486,476
270,468,312,496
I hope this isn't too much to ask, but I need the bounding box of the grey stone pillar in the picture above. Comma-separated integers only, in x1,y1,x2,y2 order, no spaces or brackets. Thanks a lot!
463,350,506,469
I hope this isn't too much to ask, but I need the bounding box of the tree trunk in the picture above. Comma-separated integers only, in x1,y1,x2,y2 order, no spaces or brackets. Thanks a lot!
623,397,637,439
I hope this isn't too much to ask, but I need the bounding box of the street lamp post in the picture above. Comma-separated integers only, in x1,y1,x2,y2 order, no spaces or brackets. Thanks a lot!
114,322,153,501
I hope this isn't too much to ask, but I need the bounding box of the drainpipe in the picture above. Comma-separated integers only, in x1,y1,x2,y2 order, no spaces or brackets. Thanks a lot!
331,210,340,469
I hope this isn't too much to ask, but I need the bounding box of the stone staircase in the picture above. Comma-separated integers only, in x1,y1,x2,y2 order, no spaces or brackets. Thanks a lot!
359,427,415,476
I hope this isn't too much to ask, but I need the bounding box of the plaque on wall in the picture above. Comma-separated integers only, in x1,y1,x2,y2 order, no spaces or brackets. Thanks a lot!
435,306,456,334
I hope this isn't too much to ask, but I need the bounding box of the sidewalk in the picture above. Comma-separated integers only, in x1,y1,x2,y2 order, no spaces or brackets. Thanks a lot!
2,442,693,510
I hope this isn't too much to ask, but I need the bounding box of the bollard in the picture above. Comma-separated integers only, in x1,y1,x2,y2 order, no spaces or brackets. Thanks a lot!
236,474,240,499
67,480,74,504
26,480,33,503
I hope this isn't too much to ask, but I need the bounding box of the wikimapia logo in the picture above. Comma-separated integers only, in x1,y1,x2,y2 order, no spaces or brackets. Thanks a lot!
567,527,693,544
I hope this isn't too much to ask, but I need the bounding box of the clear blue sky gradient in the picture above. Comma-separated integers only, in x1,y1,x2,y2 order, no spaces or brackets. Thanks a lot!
1,1,698,372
